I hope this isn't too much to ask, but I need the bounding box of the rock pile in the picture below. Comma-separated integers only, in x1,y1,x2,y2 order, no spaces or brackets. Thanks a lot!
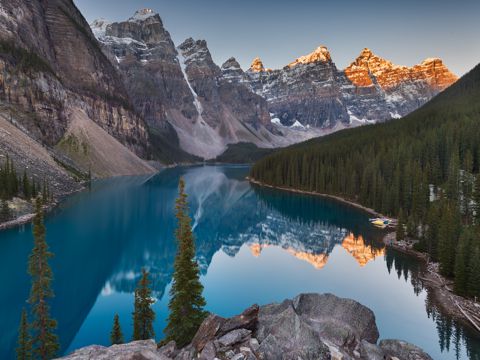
59,293,433,360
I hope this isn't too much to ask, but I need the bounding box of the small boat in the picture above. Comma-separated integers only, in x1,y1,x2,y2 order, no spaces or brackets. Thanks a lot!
369,218,391,228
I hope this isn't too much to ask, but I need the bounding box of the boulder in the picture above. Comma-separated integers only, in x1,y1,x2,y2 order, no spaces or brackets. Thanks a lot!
58,340,168,360
217,329,252,348
257,293,379,357
379,340,433,360
219,305,259,336
292,293,379,345
192,314,226,351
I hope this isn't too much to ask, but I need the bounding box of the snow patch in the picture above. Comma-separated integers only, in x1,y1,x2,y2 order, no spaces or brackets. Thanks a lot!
128,9,158,22
90,18,111,38
176,51,204,119
290,120,305,129
271,118,282,125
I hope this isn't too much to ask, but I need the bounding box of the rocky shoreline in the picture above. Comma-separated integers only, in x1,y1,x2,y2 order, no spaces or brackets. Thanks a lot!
58,293,433,360
383,232,480,333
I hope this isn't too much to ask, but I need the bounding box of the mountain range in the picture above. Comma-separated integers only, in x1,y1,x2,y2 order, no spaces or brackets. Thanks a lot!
0,2,458,189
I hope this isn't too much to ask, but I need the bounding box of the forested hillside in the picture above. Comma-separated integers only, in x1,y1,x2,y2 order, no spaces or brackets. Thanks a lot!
250,63,480,297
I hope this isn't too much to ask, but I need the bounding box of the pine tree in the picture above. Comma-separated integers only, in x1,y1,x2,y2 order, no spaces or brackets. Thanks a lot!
23,171,31,200
0,199,11,222
132,269,155,341
438,203,461,277
454,230,472,295
110,314,124,345
468,245,480,298
396,209,405,242
474,175,480,225
42,180,48,204
28,197,59,360
164,178,207,348
16,308,31,360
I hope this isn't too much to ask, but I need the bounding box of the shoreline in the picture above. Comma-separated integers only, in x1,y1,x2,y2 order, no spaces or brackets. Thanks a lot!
0,185,86,231
248,177,480,334
247,177,386,218
384,232,480,333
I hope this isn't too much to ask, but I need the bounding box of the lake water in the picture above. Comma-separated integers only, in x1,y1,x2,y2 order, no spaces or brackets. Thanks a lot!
0,165,479,359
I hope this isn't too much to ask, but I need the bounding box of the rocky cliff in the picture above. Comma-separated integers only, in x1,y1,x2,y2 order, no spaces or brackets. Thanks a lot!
91,10,323,160
0,0,153,181
58,293,433,360
236,46,457,128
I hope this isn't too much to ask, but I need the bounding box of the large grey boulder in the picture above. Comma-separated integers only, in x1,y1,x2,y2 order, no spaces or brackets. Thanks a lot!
380,339,434,360
257,293,378,358
58,339,168,360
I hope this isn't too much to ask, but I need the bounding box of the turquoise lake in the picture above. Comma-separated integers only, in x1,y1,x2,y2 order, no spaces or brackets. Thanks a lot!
0,165,479,359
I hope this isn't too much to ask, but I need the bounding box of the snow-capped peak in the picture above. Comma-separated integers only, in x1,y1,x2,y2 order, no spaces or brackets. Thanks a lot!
90,18,111,38
128,9,158,23
288,45,331,67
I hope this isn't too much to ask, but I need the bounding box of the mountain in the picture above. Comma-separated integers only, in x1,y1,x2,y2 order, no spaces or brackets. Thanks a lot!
0,0,154,187
250,61,479,201
91,10,320,160
231,46,457,128
0,2,459,180
249,60,480,299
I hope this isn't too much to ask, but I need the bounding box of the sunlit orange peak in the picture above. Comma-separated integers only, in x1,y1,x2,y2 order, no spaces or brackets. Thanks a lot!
286,248,329,269
249,57,265,72
341,233,385,267
249,243,263,257
288,45,331,67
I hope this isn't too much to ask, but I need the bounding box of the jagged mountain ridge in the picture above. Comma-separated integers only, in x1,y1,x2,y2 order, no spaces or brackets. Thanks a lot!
0,2,459,172
91,10,322,160
226,46,457,127
90,10,337,160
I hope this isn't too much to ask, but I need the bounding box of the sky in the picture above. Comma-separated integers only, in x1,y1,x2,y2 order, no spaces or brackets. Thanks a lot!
74,0,480,76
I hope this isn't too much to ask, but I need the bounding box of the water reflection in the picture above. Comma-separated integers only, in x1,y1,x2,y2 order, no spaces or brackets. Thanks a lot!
0,165,478,360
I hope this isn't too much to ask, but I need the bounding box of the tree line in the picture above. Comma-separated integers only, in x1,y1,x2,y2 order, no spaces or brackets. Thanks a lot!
16,178,206,359
1,155,52,223
250,63,480,298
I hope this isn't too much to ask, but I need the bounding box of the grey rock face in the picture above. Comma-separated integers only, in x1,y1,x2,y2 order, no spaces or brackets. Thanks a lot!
244,58,349,128
91,11,277,160
232,47,457,129
58,293,433,360
0,0,150,178
380,339,434,360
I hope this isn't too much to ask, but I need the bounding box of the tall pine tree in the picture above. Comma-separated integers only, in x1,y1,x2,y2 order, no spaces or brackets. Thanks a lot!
454,230,472,295
164,178,207,347
0,199,10,222
396,209,405,242
110,314,124,345
16,308,31,360
474,175,480,225
28,197,59,360
132,269,155,341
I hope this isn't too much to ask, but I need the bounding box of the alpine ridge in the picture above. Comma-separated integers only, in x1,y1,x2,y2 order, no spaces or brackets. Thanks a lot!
234,46,458,128
90,9,324,160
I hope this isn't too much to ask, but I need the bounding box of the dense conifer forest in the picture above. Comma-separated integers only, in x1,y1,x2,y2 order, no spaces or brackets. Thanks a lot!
250,63,480,298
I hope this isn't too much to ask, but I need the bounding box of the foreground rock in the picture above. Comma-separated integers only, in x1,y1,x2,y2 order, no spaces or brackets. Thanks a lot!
59,293,432,360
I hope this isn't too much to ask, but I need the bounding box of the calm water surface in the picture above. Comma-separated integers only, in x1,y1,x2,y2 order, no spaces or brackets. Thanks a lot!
0,165,479,359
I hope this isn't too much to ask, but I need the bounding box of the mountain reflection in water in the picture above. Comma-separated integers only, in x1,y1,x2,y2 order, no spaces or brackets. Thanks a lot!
0,165,478,360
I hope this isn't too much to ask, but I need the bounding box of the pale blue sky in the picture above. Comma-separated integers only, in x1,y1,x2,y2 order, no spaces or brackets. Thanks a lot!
74,0,480,76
